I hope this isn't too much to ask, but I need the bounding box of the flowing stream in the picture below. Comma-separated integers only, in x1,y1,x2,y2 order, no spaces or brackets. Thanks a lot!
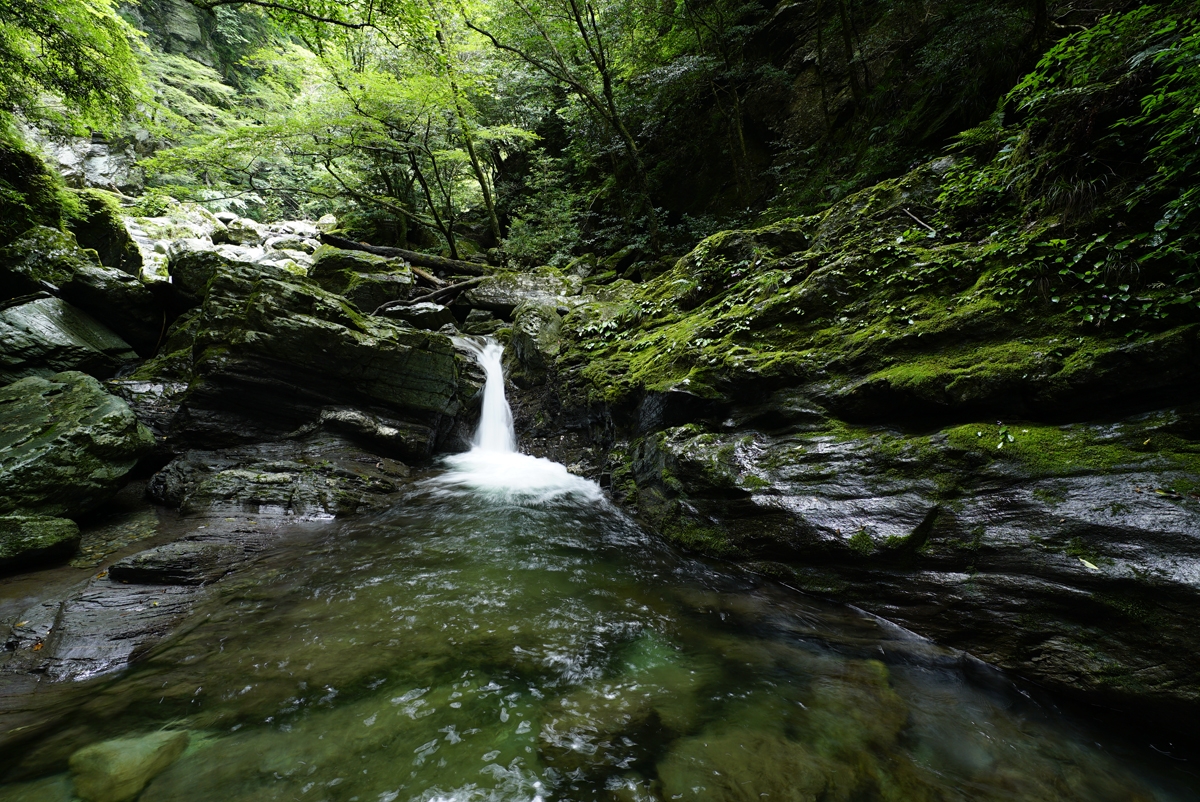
1,340,1197,801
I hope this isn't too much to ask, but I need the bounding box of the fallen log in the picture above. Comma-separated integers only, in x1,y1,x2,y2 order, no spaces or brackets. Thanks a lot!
374,276,487,315
320,233,490,277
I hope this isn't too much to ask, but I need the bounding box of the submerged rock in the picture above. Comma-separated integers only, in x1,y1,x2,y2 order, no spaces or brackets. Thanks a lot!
69,730,189,802
0,515,80,574
0,372,154,518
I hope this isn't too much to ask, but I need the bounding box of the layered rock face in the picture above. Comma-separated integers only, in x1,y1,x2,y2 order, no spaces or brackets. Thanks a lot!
525,161,1200,720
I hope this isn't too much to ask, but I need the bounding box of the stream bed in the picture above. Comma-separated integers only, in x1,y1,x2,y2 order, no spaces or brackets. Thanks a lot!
1,469,1198,801
1,340,1198,801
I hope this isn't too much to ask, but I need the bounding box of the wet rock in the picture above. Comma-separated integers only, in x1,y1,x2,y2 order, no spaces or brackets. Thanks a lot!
308,245,413,312
620,413,1200,714
460,268,582,316
0,226,163,356
510,300,561,379
463,308,504,336
108,541,241,585
166,249,242,306
60,267,163,355
69,730,189,802
0,515,80,574
174,261,469,453
380,301,454,331
0,372,155,518
147,434,411,517
0,296,138,383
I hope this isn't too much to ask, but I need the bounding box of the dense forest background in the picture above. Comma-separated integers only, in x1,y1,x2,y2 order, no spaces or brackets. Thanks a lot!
2,0,1198,328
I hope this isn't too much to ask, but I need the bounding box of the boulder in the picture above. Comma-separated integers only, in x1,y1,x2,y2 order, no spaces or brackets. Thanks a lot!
0,295,138,384
460,267,582,316
308,245,413,312
69,731,189,802
379,301,455,331
0,226,94,298
0,515,80,574
147,433,411,517
511,300,562,378
60,267,164,355
316,213,338,232
215,217,263,246
68,189,142,274
173,261,473,454
0,372,155,518
0,226,163,354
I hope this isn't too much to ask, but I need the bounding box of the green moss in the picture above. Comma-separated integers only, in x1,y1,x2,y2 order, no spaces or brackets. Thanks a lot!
662,519,736,557
847,528,876,555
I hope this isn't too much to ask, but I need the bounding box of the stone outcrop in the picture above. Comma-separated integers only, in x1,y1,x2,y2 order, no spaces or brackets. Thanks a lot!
0,372,155,519
0,296,138,384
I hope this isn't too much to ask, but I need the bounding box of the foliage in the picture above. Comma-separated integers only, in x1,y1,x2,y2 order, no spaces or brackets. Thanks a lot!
0,0,142,128
935,4,1200,330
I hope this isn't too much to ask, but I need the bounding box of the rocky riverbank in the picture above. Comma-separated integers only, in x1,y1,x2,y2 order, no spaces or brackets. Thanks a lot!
2,163,1198,734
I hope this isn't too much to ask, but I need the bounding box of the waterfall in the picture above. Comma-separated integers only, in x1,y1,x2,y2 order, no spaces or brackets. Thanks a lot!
430,337,603,504
470,340,516,453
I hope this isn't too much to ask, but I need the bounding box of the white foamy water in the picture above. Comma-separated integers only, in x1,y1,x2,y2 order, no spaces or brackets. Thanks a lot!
434,339,604,505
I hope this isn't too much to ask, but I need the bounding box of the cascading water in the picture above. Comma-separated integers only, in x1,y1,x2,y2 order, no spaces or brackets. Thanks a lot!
470,340,517,453
433,338,603,504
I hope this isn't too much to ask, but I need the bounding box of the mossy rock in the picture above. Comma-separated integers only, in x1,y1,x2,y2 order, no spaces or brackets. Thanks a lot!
68,189,142,275
0,514,80,574
308,246,414,312
0,371,154,518
0,122,74,248
0,225,97,299
0,295,138,384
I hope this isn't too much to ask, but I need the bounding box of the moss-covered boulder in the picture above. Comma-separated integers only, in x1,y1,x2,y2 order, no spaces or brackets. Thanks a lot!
0,372,154,518
174,260,473,455
0,226,163,355
67,189,141,275
0,123,71,248
510,299,562,380
0,514,80,574
0,296,138,384
308,245,413,312
0,225,95,298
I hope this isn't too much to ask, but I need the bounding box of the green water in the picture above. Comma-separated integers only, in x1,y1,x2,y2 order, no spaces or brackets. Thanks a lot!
1,474,1196,801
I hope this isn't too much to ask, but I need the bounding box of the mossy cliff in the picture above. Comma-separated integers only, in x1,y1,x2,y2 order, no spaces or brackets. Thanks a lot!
532,7,1200,721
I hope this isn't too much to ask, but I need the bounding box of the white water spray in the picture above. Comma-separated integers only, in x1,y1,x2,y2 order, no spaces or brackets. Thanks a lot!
433,339,603,504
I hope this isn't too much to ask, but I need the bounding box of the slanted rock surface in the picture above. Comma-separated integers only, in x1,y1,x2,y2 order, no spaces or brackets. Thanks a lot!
0,372,155,518
69,730,189,802
174,258,471,454
0,296,138,384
